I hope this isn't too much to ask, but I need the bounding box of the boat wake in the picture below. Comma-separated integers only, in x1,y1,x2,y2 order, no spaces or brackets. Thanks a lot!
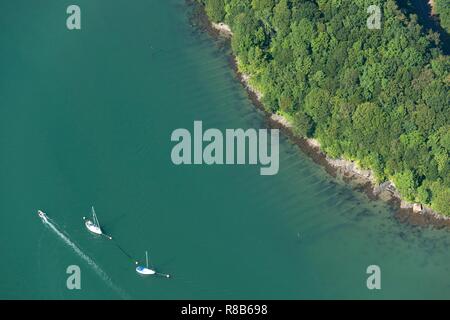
41,217,129,299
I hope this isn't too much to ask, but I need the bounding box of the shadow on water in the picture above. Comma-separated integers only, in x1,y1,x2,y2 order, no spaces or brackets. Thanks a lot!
397,0,450,54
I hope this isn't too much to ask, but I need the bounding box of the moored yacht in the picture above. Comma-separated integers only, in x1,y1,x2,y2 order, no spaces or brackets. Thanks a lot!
84,206,103,235
136,251,156,275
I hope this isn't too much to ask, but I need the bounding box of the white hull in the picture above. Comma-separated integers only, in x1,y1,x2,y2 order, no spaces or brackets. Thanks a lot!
136,266,156,275
85,220,102,235
37,210,48,223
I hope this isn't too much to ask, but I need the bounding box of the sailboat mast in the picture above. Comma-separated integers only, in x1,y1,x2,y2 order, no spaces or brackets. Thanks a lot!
146,251,149,268
92,206,99,227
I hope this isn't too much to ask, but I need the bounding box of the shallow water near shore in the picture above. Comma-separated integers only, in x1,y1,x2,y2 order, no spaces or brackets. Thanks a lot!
0,0,449,299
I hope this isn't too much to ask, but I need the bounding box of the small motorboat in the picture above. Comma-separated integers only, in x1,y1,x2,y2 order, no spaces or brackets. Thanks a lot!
37,210,48,223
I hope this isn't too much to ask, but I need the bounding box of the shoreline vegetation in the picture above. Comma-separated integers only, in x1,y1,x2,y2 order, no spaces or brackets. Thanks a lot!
401,0,450,54
189,0,450,228
433,0,450,34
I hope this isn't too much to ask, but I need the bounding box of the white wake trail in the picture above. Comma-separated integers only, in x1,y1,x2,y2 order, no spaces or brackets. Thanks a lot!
42,218,129,299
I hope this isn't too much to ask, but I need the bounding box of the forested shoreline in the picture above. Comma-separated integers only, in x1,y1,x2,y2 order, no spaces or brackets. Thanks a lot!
200,0,449,216
434,0,450,34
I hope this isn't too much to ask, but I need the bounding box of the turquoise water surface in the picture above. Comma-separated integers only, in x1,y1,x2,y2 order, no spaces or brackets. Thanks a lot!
0,0,449,299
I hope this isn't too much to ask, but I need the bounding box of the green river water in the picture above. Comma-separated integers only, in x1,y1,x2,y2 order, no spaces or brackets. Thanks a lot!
0,0,449,299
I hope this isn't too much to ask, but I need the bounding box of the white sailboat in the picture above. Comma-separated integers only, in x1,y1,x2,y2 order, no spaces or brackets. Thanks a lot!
136,251,156,275
84,206,103,235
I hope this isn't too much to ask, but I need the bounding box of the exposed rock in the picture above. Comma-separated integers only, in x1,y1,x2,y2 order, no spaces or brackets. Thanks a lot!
211,22,232,37
429,0,436,16
326,158,376,183
373,181,390,196
413,203,423,214
401,202,425,215
401,200,414,209
271,114,293,128
306,138,321,149
240,69,264,100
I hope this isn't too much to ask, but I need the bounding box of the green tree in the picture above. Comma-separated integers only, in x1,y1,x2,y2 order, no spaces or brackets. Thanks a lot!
205,0,226,22
435,0,450,33
272,0,291,37
393,170,417,201
430,183,450,215
304,88,331,124
293,111,315,137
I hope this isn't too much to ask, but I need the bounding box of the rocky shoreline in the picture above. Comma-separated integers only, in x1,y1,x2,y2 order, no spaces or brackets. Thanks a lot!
429,0,436,16
191,2,449,228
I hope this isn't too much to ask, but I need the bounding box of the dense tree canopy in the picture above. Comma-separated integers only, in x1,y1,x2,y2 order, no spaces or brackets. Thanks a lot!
202,0,450,215
205,0,226,22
